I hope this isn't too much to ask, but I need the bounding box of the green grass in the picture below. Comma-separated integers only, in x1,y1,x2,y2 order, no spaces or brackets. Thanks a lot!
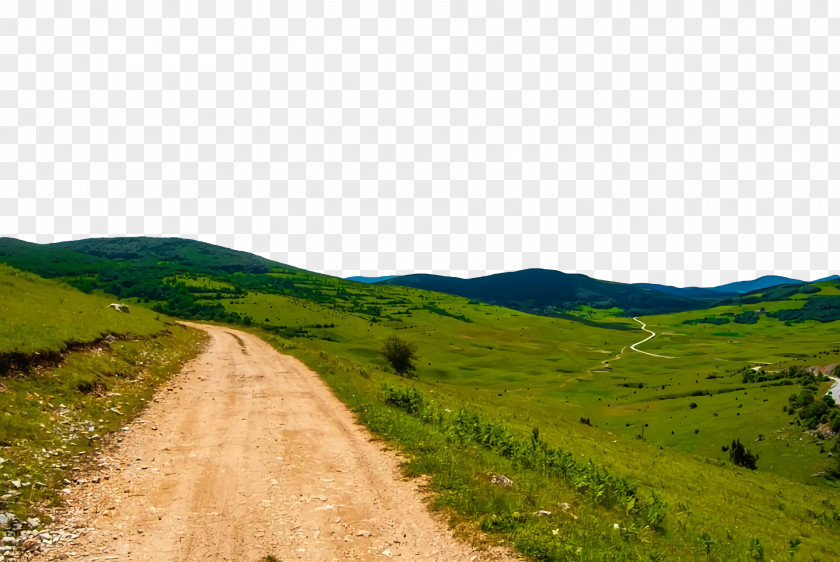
0,265,207,518
164,267,840,558
4,238,840,559
216,284,840,482
266,338,840,560
0,264,166,355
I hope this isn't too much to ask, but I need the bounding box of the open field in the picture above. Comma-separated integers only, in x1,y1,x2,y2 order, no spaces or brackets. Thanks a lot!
0,264,167,356
2,238,840,559
204,276,840,484
207,276,840,558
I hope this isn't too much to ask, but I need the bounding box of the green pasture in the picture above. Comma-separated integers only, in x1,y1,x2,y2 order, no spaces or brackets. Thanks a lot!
0,265,166,354
205,277,840,484
3,238,840,559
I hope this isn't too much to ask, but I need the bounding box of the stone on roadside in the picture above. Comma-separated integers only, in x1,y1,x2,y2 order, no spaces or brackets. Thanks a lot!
490,474,513,487
21,537,41,551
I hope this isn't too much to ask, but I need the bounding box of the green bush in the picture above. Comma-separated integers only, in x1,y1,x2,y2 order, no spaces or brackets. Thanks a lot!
729,439,759,470
380,335,418,378
381,383,426,414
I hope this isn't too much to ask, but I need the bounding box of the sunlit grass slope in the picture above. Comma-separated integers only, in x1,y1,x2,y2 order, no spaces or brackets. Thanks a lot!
0,264,165,355
0,264,206,518
3,237,840,559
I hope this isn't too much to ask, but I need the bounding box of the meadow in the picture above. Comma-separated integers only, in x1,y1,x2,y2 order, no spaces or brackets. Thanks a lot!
0,264,166,356
203,274,840,483
192,272,840,559
3,238,840,559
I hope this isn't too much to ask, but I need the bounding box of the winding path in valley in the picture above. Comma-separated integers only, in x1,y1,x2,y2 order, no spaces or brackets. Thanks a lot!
36,324,514,561
628,317,675,359
588,317,673,374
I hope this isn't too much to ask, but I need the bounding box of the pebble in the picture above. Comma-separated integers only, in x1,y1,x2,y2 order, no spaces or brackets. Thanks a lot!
21,537,41,551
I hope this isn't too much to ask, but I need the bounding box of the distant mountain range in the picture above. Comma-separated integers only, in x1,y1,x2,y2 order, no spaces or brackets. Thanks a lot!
635,275,804,298
348,275,398,283
0,236,835,319
377,269,707,316
369,269,838,317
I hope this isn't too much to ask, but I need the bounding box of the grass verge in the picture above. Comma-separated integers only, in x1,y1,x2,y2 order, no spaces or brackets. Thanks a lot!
249,329,840,561
0,323,207,519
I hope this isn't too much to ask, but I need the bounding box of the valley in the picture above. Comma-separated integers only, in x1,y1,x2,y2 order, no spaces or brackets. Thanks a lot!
1,237,839,560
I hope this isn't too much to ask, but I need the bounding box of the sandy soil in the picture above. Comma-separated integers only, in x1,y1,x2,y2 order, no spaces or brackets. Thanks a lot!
35,324,513,561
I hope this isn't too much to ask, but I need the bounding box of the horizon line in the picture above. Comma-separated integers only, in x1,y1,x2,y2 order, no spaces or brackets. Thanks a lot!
2,234,836,290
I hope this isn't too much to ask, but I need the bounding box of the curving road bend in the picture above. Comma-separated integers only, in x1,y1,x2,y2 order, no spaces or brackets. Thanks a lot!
629,317,674,359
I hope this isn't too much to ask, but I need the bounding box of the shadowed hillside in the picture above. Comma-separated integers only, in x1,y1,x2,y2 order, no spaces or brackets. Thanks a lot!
381,268,718,316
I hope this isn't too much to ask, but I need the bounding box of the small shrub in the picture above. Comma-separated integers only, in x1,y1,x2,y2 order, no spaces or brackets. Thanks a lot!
380,335,418,378
729,439,759,470
381,383,425,414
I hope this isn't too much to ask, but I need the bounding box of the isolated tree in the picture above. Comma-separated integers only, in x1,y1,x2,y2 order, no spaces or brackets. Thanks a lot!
729,438,759,470
381,335,418,378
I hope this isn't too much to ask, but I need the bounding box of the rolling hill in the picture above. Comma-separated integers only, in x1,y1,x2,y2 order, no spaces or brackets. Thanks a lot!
633,282,737,298
347,275,398,283
3,236,840,560
379,268,717,316
710,274,804,294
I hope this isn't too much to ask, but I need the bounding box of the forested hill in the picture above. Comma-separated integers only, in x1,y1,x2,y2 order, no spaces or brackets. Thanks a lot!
0,237,319,325
380,268,717,316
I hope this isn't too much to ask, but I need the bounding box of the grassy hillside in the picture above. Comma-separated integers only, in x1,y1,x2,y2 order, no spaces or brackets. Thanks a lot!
0,264,206,517
2,237,840,559
0,264,164,356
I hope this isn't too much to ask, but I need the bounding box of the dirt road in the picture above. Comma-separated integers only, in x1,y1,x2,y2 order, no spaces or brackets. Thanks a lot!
629,317,674,359
37,325,512,561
